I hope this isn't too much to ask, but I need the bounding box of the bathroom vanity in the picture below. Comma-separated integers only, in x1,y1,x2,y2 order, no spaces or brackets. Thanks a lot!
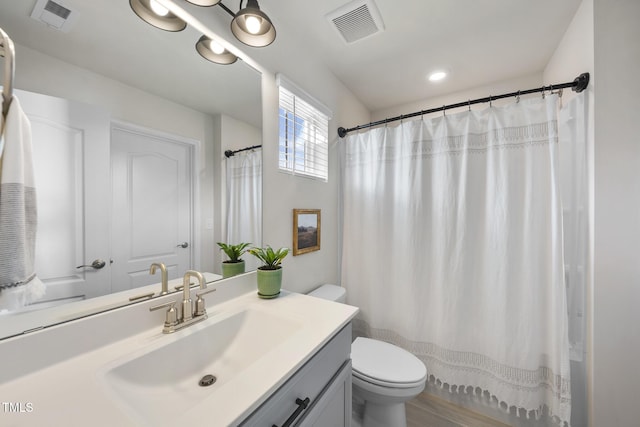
0,272,358,426
242,326,352,426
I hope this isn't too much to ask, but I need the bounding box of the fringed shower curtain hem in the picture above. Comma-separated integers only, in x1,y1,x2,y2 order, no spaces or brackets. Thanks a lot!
354,318,571,426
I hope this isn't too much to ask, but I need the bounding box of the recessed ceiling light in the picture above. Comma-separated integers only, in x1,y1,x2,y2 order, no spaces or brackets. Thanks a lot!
428,70,448,82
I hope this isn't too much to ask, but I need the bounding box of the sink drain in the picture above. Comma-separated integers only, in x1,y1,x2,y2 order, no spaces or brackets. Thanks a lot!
199,374,217,387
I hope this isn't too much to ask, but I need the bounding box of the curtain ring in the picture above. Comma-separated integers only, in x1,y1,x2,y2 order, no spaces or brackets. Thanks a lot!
442,105,446,116
489,95,493,108
516,90,521,103
541,87,546,99
557,87,564,109
468,100,471,111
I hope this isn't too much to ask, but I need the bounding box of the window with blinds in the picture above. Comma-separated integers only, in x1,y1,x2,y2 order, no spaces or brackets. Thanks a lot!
278,86,329,181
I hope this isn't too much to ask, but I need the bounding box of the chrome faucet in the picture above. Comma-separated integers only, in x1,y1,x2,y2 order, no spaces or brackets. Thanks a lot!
150,270,216,334
149,262,169,295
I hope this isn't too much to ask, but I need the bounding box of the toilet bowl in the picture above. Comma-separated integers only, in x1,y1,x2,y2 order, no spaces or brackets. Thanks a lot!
308,284,427,427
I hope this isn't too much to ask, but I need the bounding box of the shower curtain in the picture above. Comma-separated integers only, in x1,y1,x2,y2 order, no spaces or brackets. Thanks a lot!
340,94,571,424
225,149,262,272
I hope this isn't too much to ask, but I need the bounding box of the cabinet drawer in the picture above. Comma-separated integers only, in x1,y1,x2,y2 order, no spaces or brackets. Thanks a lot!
241,323,351,427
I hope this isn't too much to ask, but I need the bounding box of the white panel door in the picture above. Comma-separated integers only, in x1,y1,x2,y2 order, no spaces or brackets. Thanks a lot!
110,123,193,293
17,89,111,303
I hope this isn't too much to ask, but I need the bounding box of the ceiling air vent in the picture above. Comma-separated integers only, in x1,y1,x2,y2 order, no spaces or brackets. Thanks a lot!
326,0,385,44
30,0,79,33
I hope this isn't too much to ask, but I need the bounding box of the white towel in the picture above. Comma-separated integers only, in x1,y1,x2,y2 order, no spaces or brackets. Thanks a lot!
0,95,45,310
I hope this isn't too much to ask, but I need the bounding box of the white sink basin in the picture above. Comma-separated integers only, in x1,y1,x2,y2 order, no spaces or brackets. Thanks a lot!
101,306,303,424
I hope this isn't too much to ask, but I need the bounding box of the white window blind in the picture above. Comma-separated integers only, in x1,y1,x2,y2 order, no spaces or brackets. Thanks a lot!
277,76,330,181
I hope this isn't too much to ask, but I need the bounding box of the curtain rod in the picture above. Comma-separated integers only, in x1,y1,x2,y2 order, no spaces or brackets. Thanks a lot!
337,72,590,138
224,144,262,158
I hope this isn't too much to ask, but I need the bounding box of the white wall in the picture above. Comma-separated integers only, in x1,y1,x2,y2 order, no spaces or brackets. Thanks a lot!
14,45,212,143
254,49,370,293
13,44,217,272
544,0,595,101
592,1,640,426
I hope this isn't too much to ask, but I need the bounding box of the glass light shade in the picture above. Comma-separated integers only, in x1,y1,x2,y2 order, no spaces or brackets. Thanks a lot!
149,0,169,16
244,15,262,34
209,39,225,54
195,35,238,65
129,0,186,32
185,0,222,6
230,0,276,47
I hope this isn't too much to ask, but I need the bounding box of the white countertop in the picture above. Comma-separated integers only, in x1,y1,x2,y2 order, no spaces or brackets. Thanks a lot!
0,277,357,426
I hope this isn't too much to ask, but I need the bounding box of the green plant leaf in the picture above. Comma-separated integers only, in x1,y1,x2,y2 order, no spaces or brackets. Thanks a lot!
217,242,251,262
249,245,289,268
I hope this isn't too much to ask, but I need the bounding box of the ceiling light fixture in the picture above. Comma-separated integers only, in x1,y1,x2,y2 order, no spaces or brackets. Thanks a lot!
130,0,276,46
428,70,448,82
129,0,187,32
130,0,276,64
196,35,238,64
230,0,276,47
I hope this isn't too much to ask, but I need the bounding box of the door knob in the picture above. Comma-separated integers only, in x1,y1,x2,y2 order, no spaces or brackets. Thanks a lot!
177,242,189,248
76,259,107,270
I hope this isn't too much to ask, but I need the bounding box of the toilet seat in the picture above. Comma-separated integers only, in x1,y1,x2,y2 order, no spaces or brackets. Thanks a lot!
351,337,427,389
353,369,426,389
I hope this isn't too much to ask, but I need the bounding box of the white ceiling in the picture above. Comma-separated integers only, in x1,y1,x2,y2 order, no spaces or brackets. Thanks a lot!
1,0,583,120
257,0,583,113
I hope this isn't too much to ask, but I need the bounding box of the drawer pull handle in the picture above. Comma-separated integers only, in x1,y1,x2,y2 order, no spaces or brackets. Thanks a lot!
273,397,310,427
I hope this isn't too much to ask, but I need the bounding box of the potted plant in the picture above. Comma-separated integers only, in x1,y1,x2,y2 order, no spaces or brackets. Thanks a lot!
217,242,251,278
248,245,289,298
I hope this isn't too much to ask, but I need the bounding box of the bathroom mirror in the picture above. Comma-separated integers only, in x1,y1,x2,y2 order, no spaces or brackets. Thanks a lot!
0,0,262,339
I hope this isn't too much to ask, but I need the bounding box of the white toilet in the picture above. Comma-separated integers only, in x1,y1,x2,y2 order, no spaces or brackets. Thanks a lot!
308,284,427,427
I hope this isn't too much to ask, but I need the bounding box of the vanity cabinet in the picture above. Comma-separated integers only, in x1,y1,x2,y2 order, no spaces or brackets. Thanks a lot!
241,323,352,427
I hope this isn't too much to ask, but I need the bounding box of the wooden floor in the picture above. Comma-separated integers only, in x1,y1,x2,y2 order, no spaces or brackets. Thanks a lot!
406,391,511,427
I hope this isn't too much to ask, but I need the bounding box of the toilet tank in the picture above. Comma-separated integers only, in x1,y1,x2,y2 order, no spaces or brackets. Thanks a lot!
308,284,346,303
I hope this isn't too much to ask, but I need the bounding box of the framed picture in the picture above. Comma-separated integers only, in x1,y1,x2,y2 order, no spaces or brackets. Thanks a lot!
293,209,321,256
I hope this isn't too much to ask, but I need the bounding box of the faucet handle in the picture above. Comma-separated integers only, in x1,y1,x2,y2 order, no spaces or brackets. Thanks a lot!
149,300,175,311
149,301,179,329
194,288,216,317
196,287,217,298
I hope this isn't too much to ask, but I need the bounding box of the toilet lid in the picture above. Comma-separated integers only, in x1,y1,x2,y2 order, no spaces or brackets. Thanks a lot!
351,337,427,387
